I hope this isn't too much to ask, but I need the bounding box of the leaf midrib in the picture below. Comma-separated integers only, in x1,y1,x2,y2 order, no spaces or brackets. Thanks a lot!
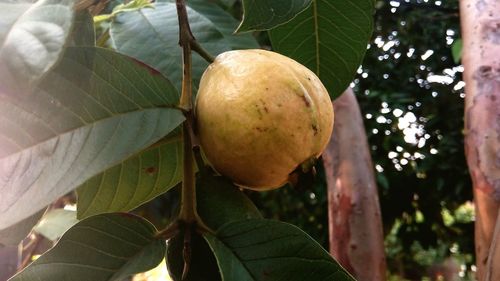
0,105,180,160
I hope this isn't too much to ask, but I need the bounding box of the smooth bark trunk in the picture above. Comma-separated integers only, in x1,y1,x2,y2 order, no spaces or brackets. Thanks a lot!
485,209,499,281
460,1,500,280
323,89,386,281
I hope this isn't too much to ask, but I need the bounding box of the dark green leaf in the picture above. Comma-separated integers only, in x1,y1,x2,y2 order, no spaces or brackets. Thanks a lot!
0,47,184,230
181,0,259,49
167,230,221,281
77,131,183,219
237,0,312,32
218,0,236,8
197,173,262,230
10,213,165,281
269,0,374,99
110,2,230,91
204,219,355,281
0,0,75,96
165,173,261,281
71,11,96,47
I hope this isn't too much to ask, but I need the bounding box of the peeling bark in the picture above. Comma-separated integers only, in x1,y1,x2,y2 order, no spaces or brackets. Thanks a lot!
460,1,500,280
323,89,386,281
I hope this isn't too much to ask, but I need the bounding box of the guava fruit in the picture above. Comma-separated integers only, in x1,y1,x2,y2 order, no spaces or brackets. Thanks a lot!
195,49,334,190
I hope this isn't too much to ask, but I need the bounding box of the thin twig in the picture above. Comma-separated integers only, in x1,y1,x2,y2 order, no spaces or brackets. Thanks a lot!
191,40,215,63
155,221,180,240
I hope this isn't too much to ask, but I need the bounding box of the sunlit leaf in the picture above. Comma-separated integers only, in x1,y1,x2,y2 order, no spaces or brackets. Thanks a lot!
110,2,230,91
0,0,75,95
0,47,184,231
269,0,374,99
451,39,462,64
33,209,79,241
11,213,166,281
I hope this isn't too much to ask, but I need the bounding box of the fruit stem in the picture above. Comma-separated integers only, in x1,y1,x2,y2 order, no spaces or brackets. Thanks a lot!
176,0,194,112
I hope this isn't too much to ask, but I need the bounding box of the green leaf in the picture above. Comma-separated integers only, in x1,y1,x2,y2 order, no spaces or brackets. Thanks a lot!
218,0,236,8
197,174,262,230
237,0,312,33
0,47,184,231
10,213,166,281
33,209,79,241
179,0,260,49
167,230,221,281
204,219,355,281
0,0,75,96
451,39,462,64
166,173,261,281
110,2,230,91
0,209,45,247
77,130,183,219
71,11,96,47
269,0,374,99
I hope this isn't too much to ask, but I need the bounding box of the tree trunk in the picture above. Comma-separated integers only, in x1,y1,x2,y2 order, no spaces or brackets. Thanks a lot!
460,1,500,280
485,210,499,281
323,89,386,281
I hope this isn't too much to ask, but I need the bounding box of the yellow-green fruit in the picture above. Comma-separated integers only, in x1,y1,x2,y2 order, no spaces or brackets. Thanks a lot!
195,49,334,190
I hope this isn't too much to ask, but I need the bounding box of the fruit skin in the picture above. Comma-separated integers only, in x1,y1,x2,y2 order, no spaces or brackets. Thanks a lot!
195,49,334,190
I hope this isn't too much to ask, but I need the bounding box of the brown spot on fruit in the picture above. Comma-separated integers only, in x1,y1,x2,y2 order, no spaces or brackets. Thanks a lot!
312,124,319,135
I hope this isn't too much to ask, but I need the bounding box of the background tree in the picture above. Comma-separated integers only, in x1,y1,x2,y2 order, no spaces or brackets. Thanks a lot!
460,0,500,280
323,88,387,281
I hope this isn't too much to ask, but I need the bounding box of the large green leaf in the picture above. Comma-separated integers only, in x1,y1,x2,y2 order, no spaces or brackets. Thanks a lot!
10,213,166,281
166,173,261,281
204,219,355,281
269,0,374,99
0,0,75,96
77,131,183,219
237,0,312,32
110,2,230,91
197,174,262,230
177,0,259,49
0,47,184,231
